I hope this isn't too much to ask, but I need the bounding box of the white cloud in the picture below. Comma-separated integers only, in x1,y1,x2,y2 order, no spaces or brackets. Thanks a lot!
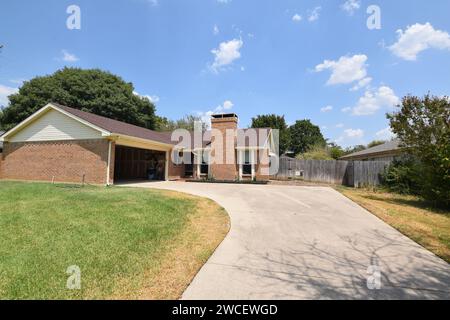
375,127,395,140
0,84,18,106
133,91,160,104
217,0,231,3
147,0,158,6
341,107,352,113
389,23,450,61
341,0,361,15
336,123,345,128
308,7,321,22
61,50,79,62
210,38,243,73
315,54,368,86
320,105,333,113
350,77,372,91
292,14,302,22
335,127,365,146
197,100,234,127
213,24,219,35
222,100,234,110
352,86,400,116
344,128,364,138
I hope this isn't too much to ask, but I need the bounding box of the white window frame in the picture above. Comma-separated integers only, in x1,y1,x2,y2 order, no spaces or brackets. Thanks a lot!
238,149,256,181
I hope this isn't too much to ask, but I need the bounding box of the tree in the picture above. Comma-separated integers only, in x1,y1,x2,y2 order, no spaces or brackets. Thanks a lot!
251,114,290,154
156,114,207,132
387,94,450,207
328,142,345,159
297,144,333,160
367,140,386,148
344,145,366,155
288,119,326,155
0,67,157,131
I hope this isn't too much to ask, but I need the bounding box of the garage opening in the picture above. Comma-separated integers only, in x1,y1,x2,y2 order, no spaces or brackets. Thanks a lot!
114,145,166,182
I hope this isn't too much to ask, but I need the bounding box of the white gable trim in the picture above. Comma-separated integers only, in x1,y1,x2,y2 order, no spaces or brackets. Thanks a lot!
0,103,111,142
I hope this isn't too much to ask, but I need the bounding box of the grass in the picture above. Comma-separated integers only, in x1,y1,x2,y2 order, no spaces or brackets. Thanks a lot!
0,181,229,299
337,186,450,263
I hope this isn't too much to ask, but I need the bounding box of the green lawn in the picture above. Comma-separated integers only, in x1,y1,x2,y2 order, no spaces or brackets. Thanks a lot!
0,181,229,299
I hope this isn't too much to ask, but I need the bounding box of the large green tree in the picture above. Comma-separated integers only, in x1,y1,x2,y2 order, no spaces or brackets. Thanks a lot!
156,114,208,132
387,94,450,206
251,114,290,154
0,68,157,131
288,119,326,155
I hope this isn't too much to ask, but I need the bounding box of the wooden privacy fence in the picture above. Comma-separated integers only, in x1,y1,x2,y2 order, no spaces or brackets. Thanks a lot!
274,157,391,187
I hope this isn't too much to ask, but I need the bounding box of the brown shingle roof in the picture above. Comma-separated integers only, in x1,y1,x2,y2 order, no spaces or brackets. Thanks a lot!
52,103,174,145
340,139,402,160
175,128,271,149
51,103,271,149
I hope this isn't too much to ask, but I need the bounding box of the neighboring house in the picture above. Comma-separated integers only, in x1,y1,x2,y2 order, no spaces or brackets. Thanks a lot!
0,103,275,185
340,139,404,162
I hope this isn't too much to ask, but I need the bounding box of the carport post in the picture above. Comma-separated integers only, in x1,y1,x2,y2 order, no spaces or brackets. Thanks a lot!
165,150,169,181
106,140,112,186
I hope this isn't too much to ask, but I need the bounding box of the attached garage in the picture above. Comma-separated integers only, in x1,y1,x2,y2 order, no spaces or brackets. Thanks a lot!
0,103,175,185
114,145,166,182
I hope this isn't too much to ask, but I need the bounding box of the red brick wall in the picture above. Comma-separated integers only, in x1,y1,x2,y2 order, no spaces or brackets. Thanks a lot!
168,158,184,180
256,149,270,181
210,116,238,181
0,139,111,185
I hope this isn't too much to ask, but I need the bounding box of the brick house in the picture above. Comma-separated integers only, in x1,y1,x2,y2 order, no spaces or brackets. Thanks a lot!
0,103,276,185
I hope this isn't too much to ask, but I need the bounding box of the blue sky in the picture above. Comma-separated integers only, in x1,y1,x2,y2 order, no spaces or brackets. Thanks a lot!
1,0,450,147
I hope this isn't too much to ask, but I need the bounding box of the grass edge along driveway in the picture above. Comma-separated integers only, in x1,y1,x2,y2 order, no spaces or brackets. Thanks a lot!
337,186,450,264
0,181,230,299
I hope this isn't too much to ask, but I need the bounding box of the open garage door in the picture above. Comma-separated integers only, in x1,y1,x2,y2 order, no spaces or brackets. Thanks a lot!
114,145,166,182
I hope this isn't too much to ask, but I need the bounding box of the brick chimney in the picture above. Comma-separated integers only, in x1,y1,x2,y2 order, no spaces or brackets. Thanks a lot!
211,113,238,131
210,113,238,180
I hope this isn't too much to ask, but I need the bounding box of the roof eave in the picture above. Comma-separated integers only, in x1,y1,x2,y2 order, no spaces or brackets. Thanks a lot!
111,133,174,150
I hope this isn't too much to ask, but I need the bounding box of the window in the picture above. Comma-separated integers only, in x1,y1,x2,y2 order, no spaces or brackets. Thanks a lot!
243,150,252,175
200,151,209,175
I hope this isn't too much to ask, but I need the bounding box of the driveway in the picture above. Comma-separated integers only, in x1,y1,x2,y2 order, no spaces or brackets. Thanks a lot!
122,181,450,299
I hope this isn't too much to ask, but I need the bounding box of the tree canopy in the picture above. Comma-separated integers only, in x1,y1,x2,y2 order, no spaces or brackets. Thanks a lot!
387,94,450,206
156,114,208,132
288,119,326,155
0,68,157,131
251,114,290,154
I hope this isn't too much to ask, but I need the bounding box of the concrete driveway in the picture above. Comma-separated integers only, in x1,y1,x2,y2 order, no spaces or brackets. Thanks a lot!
122,181,450,300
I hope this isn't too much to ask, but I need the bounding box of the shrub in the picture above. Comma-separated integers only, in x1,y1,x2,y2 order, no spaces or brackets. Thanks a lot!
382,158,421,195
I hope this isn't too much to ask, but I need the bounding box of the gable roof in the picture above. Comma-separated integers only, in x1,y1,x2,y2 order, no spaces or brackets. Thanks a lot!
51,103,174,145
340,139,402,160
0,103,272,150
0,103,174,146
